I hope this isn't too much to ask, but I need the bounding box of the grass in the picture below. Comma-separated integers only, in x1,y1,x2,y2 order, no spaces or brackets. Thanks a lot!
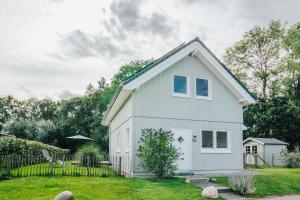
215,168,300,197
0,176,211,200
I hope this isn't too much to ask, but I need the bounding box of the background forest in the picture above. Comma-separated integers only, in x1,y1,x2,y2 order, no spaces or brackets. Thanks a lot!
0,20,299,152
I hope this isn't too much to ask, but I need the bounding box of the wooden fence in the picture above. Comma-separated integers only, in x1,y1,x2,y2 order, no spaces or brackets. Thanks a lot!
243,152,286,167
0,154,131,177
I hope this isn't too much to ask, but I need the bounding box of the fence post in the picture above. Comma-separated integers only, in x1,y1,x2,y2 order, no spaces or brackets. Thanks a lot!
50,153,54,176
118,156,122,176
254,154,258,168
87,156,90,176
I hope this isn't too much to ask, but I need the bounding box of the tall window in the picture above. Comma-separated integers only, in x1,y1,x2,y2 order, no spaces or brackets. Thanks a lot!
196,78,211,99
173,75,188,96
216,131,227,148
246,146,251,154
116,133,120,151
202,131,213,148
252,145,257,154
126,128,130,151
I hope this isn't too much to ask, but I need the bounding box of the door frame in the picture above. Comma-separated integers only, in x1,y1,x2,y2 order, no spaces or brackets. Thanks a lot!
171,128,193,171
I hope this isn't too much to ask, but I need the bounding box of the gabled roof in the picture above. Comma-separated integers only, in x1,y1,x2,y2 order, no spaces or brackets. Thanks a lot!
102,38,257,125
243,137,288,145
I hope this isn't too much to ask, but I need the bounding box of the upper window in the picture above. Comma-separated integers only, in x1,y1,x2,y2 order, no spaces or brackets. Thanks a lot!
216,131,227,148
202,131,213,148
195,78,211,99
173,75,188,96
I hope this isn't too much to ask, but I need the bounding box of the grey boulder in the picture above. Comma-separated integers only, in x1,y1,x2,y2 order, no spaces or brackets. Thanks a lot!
54,191,74,200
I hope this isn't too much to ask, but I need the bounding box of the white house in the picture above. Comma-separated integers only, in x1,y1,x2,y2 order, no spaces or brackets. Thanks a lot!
102,38,256,175
243,137,288,166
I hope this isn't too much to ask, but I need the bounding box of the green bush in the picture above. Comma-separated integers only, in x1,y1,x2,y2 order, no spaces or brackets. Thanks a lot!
137,128,181,179
76,144,103,166
0,136,69,157
282,149,300,168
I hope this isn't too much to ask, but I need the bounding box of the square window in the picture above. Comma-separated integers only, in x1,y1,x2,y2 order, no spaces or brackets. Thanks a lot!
216,131,227,148
196,78,209,97
173,75,187,94
202,131,213,148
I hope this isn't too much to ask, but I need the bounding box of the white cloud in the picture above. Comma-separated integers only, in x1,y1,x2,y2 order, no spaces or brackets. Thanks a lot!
0,0,299,99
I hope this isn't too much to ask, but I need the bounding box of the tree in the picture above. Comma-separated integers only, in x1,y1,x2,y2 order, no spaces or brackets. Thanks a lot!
111,60,153,88
137,129,181,179
282,23,300,100
244,96,300,149
224,20,285,98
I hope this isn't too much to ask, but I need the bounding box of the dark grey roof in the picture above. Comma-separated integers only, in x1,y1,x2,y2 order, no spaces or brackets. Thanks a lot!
252,138,288,145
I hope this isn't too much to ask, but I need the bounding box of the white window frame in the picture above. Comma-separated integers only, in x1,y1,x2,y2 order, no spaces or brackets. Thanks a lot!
246,145,251,154
125,127,130,153
172,74,190,98
116,133,121,153
195,77,212,100
200,130,231,153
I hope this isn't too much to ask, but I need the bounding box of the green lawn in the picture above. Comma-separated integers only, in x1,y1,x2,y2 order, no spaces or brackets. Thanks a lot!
215,168,300,197
0,176,211,200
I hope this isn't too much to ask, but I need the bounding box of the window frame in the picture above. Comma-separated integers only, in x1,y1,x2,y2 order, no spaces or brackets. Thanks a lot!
200,130,231,153
116,133,121,153
216,131,228,149
172,74,190,98
252,145,257,154
245,146,251,154
195,77,212,100
125,127,130,153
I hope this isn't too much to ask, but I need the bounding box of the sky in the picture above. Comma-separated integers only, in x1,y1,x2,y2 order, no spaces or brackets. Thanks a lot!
0,0,300,100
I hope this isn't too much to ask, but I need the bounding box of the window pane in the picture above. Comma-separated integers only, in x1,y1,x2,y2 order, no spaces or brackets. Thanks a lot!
202,131,213,148
196,79,208,96
217,131,227,148
252,145,257,154
246,146,251,154
174,75,187,94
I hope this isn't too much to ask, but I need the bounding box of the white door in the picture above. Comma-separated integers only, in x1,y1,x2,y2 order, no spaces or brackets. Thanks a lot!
172,129,192,171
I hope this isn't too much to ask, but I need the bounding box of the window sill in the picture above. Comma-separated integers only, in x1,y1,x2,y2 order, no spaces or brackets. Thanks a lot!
195,96,212,100
201,148,231,154
116,149,121,153
173,93,190,98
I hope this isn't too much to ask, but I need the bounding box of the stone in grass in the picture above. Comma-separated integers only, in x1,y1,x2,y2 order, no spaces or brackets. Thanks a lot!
54,191,74,200
201,186,218,199
245,189,256,197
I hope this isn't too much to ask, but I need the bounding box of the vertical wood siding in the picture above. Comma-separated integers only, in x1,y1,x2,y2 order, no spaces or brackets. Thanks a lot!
109,97,133,171
129,56,245,173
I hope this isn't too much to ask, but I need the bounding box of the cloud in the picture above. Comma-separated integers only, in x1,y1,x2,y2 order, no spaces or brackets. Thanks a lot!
54,30,135,59
104,0,177,39
56,90,79,100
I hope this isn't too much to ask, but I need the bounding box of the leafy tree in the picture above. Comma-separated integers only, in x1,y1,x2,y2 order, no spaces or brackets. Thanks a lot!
137,129,181,179
244,96,300,149
224,20,285,98
282,23,300,99
111,60,153,88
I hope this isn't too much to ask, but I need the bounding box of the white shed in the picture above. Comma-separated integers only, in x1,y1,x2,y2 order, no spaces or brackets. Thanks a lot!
243,137,288,166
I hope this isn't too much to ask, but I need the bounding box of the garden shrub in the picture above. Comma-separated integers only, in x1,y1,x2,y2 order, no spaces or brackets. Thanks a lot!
137,128,181,179
76,144,104,166
228,174,255,195
282,149,300,168
0,136,69,157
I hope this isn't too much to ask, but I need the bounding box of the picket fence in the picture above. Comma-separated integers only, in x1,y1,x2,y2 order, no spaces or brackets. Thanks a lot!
0,154,131,177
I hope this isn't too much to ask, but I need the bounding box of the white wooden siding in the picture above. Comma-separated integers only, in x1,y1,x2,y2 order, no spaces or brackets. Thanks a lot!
130,56,244,172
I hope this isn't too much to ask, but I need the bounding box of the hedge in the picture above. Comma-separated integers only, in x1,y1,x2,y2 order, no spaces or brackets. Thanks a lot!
0,136,69,157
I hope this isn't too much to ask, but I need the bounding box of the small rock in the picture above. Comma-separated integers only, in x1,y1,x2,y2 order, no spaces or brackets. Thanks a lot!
246,189,256,197
54,191,74,200
202,186,218,199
